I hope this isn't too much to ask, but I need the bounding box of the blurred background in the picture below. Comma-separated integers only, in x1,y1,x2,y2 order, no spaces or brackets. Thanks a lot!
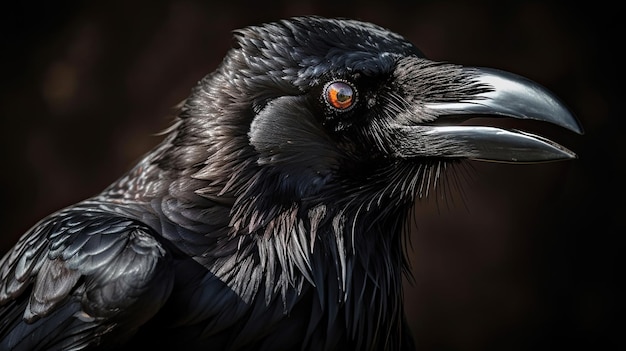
0,0,620,350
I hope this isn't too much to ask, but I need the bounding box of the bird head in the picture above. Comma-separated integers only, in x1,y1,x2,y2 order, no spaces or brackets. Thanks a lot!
177,16,582,217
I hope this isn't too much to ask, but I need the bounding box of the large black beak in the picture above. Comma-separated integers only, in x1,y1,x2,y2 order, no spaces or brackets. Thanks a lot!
391,62,583,163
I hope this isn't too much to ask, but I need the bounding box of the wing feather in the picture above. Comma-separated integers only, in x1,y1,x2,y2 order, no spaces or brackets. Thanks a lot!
0,206,174,350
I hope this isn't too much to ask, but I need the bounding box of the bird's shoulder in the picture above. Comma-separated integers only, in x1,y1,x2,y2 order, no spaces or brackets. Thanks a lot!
0,205,175,350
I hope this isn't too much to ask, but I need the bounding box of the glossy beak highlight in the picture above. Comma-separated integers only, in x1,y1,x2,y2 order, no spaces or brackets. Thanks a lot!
393,66,582,163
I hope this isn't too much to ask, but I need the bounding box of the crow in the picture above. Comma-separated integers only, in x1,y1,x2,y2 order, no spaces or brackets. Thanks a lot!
0,16,582,350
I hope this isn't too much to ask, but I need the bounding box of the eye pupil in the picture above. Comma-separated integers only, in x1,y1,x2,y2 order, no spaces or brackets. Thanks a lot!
325,81,355,110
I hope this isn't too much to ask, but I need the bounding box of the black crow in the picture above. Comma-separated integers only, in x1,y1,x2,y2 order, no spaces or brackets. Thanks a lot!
0,17,582,350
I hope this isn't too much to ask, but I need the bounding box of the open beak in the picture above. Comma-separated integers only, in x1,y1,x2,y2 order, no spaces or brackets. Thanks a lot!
391,63,583,163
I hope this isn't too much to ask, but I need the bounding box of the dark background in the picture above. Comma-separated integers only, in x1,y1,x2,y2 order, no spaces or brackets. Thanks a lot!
0,0,620,350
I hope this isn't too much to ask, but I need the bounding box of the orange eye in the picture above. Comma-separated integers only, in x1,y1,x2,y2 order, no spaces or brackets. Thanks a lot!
324,81,355,110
